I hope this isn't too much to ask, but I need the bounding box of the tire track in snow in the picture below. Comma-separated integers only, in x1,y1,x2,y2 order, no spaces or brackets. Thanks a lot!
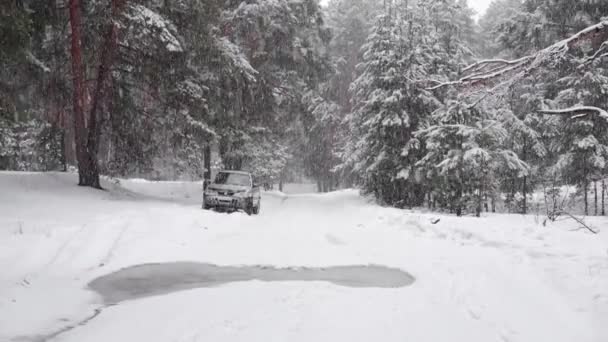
11,305,113,342
95,222,130,268
36,224,89,276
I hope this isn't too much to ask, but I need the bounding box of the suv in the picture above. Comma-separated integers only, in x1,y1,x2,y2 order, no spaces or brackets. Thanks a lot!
202,170,261,215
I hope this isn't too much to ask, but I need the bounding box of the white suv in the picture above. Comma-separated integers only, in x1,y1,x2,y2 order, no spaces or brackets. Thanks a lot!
202,170,261,215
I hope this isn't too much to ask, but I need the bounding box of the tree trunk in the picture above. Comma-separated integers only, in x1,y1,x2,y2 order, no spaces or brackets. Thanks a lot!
86,0,127,188
456,188,462,217
60,128,67,171
522,175,527,214
68,0,127,189
584,180,589,216
594,180,598,216
510,176,516,213
68,0,91,186
484,191,488,212
476,186,482,217
602,179,605,216
203,144,211,180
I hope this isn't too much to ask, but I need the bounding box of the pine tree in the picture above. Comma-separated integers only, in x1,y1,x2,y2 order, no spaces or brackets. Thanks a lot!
550,59,608,215
417,95,528,216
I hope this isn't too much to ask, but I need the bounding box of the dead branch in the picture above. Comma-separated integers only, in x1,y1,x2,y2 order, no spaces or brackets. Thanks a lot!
558,211,598,234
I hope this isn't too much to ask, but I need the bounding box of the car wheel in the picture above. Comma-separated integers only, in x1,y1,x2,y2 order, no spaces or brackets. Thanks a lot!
253,201,260,215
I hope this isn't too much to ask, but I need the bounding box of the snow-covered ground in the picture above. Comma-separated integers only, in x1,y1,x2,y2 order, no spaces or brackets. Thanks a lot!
1,172,607,342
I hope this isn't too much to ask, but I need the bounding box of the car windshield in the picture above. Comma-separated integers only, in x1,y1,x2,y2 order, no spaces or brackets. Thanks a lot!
214,172,250,186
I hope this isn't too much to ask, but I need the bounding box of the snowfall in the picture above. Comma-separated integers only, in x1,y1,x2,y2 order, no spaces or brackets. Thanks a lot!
1,172,607,342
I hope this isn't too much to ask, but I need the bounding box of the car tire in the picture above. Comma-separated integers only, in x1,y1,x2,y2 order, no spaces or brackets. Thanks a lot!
253,201,260,215
245,199,256,216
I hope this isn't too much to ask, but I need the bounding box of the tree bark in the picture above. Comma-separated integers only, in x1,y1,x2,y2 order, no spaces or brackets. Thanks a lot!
594,180,598,216
455,187,462,217
602,179,605,216
68,0,127,189
522,176,527,214
203,144,211,180
68,0,91,186
584,179,589,216
85,0,127,188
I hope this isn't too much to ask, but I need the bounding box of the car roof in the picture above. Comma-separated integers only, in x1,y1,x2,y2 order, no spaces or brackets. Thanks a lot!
218,170,251,176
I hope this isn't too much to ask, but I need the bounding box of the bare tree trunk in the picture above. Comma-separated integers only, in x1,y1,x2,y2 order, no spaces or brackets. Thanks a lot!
203,144,211,180
584,179,589,216
594,180,598,216
68,0,127,188
476,192,481,217
456,187,462,217
475,177,484,217
68,0,90,186
484,191,488,212
602,179,606,216
85,2,120,187
510,176,516,213
522,175,527,214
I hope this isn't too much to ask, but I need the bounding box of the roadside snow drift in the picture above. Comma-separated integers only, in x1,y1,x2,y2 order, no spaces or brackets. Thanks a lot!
1,172,607,342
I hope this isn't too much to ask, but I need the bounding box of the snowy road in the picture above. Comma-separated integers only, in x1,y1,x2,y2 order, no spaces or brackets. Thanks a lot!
1,172,608,342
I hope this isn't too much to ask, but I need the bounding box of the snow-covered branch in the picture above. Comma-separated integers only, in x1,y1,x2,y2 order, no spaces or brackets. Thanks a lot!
26,51,50,73
461,56,532,74
537,106,608,121
426,20,608,91
580,41,608,67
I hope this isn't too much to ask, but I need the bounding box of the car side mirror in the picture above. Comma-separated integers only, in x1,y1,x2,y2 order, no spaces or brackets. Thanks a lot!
253,182,259,188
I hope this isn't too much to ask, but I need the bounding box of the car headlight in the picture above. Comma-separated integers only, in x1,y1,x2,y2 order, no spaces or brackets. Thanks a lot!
204,189,218,196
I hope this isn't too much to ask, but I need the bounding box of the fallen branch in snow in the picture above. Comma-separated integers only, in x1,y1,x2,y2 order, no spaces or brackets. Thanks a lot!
537,106,608,121
559,211,598,234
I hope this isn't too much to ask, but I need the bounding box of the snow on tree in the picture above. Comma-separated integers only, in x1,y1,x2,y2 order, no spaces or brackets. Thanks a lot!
545,57,608,215
416,95,529,216
342,0,445,206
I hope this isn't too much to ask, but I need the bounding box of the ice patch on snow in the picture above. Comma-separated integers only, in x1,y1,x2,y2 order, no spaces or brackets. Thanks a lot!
89,262,415,303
